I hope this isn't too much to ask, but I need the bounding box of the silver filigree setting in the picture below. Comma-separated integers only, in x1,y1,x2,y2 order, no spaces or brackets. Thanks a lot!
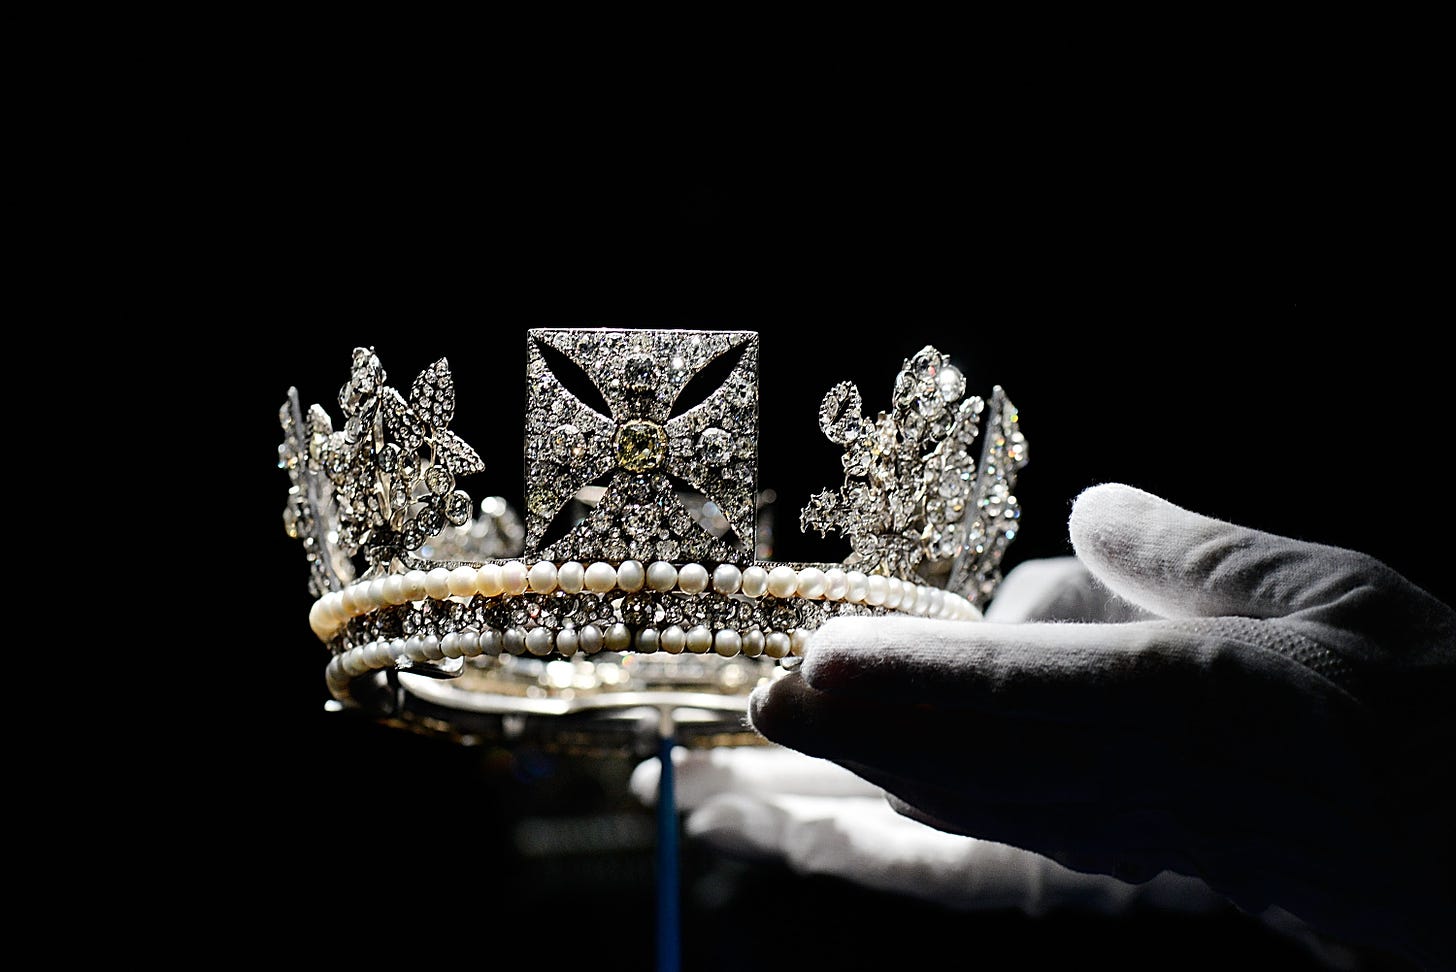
523,329,759,565
801,346,1026,606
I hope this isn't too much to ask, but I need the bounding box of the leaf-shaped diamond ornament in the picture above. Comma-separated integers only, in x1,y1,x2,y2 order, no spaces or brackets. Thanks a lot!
410,357,456,430
436,429,485,476
379,386,426,453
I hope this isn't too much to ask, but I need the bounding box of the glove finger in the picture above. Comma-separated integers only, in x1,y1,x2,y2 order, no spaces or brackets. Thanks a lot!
755,667,1375,829
1069,482,1388,620
693,791,1215,916
798,615,1252,724
986,557,1151,624
630,746,882,809
750,672,1189,805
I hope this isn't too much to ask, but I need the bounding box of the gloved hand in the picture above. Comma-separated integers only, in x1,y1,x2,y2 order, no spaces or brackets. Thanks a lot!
750,484,1455,966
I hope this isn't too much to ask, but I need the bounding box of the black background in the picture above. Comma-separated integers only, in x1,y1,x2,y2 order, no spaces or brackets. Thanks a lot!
236,159,1444,970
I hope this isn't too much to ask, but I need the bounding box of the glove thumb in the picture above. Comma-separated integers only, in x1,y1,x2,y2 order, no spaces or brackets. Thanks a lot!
1068,483,1373,621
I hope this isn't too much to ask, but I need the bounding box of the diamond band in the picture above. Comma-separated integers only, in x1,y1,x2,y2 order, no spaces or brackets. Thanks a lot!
280,328,1026,736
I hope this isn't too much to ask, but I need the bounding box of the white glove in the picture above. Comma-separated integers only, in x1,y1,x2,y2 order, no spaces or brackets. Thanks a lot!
749,484,1455,966
632,746,1220,916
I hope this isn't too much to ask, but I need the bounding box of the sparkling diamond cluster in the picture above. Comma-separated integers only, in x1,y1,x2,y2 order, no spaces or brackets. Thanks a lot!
800,346,1027,605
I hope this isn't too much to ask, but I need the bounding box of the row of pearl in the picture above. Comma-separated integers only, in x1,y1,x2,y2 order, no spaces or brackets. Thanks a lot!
325,622,811,691
310,560,979,641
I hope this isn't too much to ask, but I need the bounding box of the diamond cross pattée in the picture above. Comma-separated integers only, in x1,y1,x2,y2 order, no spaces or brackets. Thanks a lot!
523,329,759,565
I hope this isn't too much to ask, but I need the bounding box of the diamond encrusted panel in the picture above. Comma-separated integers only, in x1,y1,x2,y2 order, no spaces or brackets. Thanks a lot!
525,329,759,565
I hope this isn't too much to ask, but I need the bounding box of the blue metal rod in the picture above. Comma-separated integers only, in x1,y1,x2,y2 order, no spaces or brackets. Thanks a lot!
656,734,680,972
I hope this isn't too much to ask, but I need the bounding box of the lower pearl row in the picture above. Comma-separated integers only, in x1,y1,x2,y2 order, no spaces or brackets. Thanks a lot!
326,622,810,685
310,561,978,639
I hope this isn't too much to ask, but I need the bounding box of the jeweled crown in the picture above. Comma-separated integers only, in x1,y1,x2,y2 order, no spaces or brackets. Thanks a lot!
280,329,1026,728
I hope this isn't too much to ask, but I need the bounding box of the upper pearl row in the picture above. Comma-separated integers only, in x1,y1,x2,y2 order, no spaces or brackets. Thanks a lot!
310,560,979,641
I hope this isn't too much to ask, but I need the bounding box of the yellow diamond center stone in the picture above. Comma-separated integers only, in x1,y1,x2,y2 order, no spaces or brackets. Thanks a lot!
614,420,668,472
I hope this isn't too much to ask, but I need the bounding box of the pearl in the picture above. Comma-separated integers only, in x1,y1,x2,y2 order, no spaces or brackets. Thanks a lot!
660,625,686,654
929,590,946,617
441,632,463,659
741,566,769,598
526,627,554,657
448,566,478,597
556,628,579,656
845,570,868,604
579,624,604,654
585,562,617,593
402,570,429,602
790,629,809,656
765,632,791,658
677,563,709,594
617,560,646,593
341,585,363,616
367,577,388,608
342,648,367,676
479,628,502,656
637,628,659,652
883,578,903,610
557,561,585,593
309,601,331,639
315,593,340,626
503,628,527,655
899,583,919,614
865,575,888,607
405,636,429,662
458,629,482,657
500,561,529,596
476,564,504,597
422,635,443,661
388,638,408,662
528,561,558,594
712,564,743,595
742,629,765,657
425,567,452,600
646,561,678,592
605,623,632,651
383,574,408,605
824,568,848,601
686,625,713,654
714,630,742,657
767,566,799,599
796,567,828,599
363,640,388,668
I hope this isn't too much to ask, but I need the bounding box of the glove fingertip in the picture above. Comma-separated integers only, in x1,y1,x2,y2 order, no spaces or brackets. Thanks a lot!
628,758,660,806
1068,484,1159,564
